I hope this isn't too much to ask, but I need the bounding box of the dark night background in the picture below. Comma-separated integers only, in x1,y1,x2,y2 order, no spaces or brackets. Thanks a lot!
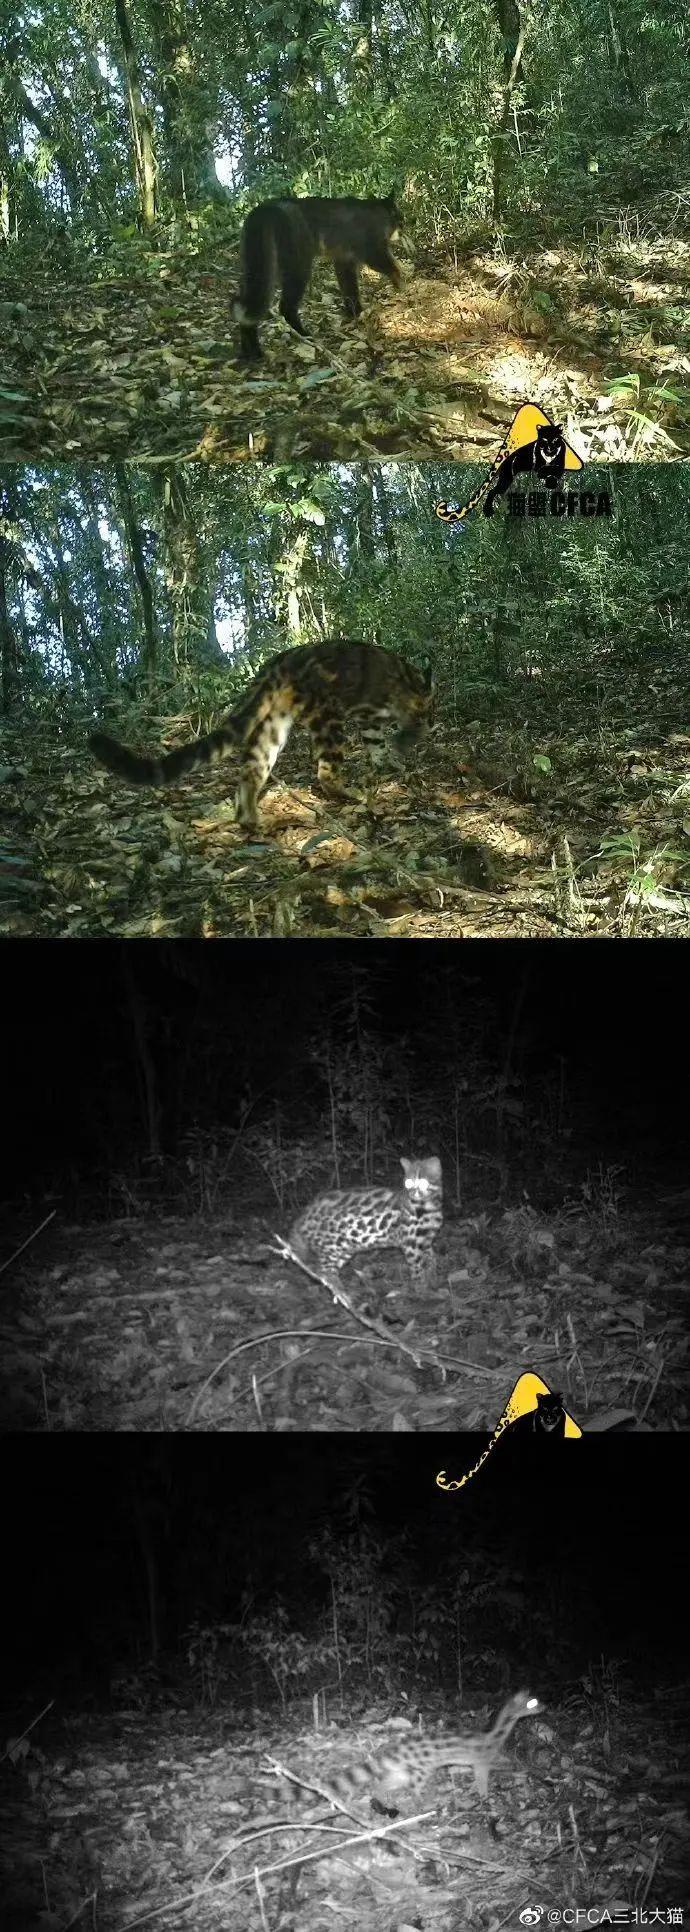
3,1439,686,1717
5,1439,687,1926
4,939,690,1217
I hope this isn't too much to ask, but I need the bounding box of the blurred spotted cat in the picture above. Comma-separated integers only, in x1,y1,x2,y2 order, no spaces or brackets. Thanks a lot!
90,641,433,830
289,1155,443,1292
257,1691,541,1824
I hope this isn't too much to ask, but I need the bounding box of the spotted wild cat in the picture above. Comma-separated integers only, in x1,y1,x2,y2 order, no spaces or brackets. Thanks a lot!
256,1691,540,1826
289,1155,443,1292
90,641,433,830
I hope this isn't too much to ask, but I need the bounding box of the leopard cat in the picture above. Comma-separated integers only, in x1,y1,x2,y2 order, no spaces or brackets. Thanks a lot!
260,1691,541,1823
289,1155,443,1292
90,640,433,830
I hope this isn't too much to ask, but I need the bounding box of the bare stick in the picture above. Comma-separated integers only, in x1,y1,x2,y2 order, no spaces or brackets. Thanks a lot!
273,1234,425,1370
0,1209,56,1279
0,1699,55,1768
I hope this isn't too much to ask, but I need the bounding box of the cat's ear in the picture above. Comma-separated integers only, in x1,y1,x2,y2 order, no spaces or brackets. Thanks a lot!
400,1157,412,1176
426,1157,442,1181
421,655,434,694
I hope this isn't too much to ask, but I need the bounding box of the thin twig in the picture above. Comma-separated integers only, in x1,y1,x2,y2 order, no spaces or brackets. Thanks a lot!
122,1811,431,1927
0,1699,54,1768
0,1208,56,1279
273,1233,426,1368
185,1322,426,1428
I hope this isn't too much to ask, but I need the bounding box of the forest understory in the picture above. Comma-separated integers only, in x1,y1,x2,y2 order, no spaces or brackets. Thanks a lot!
3,1685,688,1932
5,708,690,940
4,1191,688,1434
1,194,688,464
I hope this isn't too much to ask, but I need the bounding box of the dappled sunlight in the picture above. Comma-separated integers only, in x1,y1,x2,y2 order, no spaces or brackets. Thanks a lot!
1,217,688,463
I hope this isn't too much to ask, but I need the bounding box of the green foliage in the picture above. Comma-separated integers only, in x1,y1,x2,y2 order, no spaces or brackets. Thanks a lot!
3,461,688,737
3,0,689,257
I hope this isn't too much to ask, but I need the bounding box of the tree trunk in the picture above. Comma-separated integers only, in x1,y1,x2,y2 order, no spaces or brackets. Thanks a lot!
114,0,157,228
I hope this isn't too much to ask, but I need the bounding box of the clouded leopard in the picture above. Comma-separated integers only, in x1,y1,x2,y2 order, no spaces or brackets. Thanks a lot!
289,1155,443,1291
90,641,433,830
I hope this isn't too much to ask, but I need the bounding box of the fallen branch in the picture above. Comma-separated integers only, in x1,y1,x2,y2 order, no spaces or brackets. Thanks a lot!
273,1233,426,1370
0,1208,56,1279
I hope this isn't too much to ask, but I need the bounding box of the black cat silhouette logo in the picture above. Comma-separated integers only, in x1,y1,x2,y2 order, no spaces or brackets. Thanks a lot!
435,406,584,526
436,1372,582,1491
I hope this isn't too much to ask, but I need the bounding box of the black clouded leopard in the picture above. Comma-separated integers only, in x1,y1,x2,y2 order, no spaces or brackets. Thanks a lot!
90,641,433,831
234,192,403,359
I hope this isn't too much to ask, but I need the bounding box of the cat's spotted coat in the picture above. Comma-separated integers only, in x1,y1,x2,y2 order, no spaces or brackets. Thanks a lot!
90,641,433,830
289,1156,443,1291
257,1691,541,1824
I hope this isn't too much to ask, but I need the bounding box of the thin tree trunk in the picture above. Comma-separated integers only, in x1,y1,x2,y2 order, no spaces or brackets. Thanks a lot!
115,466,158,689
114,0,157,227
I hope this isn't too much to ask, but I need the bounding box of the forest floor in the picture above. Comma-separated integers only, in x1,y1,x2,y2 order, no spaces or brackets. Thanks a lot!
3,1190,688,1432
4,699,690,938
3,1687,688,1931
1,188,688,462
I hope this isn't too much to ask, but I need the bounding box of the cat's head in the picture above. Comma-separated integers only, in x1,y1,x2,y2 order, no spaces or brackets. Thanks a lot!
400,1156,442,1192
536,422,564,453
535,1390,565,1429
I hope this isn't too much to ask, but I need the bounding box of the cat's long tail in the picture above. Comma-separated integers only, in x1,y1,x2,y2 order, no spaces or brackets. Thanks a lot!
90,720,240,787
235,205,281,324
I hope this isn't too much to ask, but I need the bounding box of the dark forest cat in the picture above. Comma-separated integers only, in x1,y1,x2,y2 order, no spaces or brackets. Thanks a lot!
90,641,432,831
234,193,402,358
